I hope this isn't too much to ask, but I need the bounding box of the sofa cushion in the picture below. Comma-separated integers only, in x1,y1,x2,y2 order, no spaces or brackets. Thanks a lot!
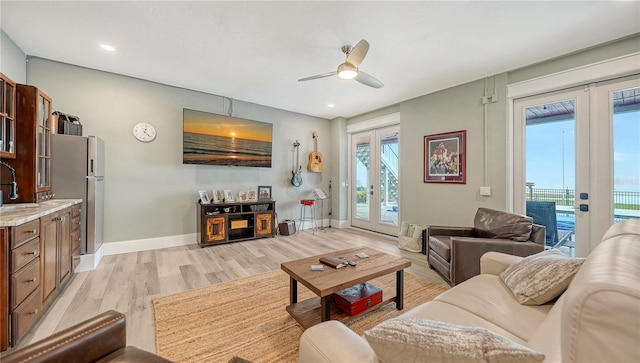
474,208,533,242
500,249,584,305
364,317,545,363
435,274,552,341
429,235,451,261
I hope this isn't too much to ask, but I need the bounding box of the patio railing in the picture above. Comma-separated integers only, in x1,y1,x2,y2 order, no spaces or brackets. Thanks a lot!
525,186,640,215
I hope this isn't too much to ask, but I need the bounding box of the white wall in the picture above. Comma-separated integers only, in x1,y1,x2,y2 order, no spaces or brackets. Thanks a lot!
26,58,331,244
0,30,26,83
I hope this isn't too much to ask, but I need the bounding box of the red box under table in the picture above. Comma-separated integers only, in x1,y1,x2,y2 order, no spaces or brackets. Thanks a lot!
331,282,382,316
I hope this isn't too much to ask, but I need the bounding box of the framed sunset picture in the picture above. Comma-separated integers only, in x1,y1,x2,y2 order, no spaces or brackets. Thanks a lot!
183,108,273,167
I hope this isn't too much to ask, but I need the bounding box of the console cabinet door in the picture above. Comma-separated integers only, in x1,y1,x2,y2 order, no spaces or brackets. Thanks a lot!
205,216,227,243
40,212,58,306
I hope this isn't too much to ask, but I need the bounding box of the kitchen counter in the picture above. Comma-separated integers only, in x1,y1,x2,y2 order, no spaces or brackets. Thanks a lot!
0,199,82,227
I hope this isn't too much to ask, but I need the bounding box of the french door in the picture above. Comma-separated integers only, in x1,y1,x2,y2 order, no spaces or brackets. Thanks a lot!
350,125,400,235
513,75,640,257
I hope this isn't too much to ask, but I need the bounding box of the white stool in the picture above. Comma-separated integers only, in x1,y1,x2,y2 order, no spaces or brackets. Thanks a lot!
298,199,318,234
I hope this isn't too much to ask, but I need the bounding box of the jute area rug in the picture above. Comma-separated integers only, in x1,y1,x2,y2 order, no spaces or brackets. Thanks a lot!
153,270,448,363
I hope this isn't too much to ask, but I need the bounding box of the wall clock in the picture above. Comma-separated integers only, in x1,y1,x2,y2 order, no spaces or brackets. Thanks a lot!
132,122,157,142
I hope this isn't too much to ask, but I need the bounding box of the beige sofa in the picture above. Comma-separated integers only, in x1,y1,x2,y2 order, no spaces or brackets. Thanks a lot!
299,219,640,363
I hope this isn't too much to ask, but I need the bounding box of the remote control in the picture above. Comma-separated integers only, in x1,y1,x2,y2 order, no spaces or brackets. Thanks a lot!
339,257,357,266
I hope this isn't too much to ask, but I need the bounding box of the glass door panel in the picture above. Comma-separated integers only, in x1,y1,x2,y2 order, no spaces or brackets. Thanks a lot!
378,129,399,228
524,99,577,255
352,132,372,230
609,83,640,225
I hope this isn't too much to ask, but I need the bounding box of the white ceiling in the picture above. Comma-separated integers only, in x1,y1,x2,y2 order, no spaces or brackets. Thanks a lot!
2,1,639,119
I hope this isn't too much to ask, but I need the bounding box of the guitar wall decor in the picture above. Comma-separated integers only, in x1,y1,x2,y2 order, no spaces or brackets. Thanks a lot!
291,140,303,187
307,131,324,173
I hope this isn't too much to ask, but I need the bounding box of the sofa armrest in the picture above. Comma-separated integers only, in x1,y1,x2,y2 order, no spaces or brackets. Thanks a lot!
450,238,542,285
480,252,524,275
3,310,127,363
299,321,377,363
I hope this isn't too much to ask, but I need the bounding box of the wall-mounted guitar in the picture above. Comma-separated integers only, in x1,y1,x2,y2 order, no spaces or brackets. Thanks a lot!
307,131,323,173
291,140,303,187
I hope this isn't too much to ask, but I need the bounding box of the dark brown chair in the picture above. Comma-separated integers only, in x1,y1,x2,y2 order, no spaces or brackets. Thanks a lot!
1,310,172,363
427,207,545,286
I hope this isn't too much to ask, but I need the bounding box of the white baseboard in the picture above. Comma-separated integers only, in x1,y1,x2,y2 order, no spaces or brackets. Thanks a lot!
331,219,349,228
75,245,104,272
76,233,198,271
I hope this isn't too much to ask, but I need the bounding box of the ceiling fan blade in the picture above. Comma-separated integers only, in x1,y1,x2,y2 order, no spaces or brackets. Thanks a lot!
346,39,369,67
355,71,384,88
298,71,337,82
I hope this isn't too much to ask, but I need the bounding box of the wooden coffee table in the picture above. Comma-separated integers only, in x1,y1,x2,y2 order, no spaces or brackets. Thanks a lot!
280,246,411,329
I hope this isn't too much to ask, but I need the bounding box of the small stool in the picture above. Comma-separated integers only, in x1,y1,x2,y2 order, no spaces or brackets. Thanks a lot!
299,199,318,234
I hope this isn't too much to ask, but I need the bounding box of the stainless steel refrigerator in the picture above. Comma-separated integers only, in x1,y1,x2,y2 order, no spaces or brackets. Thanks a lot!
51,134,105,254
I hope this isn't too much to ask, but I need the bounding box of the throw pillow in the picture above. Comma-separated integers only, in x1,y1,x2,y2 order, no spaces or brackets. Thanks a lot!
399,222,423,252
364,317,545,363
500,249,585,305
474,207,533,242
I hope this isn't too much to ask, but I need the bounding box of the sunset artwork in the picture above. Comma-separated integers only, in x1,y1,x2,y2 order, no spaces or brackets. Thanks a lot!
183,108,273,167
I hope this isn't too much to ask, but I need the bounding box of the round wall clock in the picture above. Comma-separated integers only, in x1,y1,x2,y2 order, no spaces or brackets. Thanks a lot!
132,122,157,142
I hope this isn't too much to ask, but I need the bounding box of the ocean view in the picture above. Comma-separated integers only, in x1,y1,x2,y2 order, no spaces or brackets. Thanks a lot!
183,132,272,167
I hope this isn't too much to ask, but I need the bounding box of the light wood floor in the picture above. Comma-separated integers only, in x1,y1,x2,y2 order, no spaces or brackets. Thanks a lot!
17,227,448,354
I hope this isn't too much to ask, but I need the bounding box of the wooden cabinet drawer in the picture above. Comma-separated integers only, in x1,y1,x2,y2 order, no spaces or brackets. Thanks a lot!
71,229,81,252
13,219,39,247
12,287,42,344
11,237,40,273
11,258,40,308
71,216,81,232
71,204,81,218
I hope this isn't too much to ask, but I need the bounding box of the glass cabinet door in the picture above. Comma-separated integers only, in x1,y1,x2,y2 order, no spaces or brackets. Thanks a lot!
0,73,16,158
36,93,52,190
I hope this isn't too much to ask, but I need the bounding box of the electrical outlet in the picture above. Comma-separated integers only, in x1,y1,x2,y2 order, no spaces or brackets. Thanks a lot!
480,186,491,196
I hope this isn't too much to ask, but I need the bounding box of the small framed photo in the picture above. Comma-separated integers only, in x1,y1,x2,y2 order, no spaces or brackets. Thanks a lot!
258,186,272,201
212,190,222,203
223,190,234,202
247,190,257,201
238,191,247,202
198,190,210,204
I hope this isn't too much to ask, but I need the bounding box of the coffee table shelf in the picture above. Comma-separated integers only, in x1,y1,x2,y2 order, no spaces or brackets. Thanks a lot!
285,275,398,329
281,247,411,330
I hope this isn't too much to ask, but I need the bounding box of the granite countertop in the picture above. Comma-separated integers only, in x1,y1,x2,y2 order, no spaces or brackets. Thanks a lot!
0,199,82,227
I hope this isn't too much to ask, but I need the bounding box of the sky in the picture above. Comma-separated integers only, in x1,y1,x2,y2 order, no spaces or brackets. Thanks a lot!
183,108,273,142
526,110,639,192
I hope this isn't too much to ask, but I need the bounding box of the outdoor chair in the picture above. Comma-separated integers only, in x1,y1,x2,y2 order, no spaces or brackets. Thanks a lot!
525,201,572,248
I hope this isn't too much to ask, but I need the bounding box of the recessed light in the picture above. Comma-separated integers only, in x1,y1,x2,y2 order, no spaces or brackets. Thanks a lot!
100,44,116,52
327,104,335,108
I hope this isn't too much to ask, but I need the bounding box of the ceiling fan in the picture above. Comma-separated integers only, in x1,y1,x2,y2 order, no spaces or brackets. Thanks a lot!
298,39,384,88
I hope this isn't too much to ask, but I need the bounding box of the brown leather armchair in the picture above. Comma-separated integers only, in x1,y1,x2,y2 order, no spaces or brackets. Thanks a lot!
427,208,545,286
1,310,172,363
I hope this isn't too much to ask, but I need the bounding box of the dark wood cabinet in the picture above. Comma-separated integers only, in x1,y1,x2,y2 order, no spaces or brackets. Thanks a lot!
40,212,58,307
70,204,81,271
0,204,79,351
11,85,54,203
0,73,16,159
0,228,9,352
197,201,276,247
58,208,72,287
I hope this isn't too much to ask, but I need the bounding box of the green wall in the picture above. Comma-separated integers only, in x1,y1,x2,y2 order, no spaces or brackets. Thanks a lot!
26,58,331,243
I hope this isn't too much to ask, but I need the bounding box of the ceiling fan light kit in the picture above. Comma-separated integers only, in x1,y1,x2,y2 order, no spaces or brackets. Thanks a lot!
299,39,383,88
338,63,357,79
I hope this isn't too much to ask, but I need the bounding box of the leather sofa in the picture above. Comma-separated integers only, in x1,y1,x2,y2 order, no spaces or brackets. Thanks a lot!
427,207,545,285
1,310,172,363
299,219,640,363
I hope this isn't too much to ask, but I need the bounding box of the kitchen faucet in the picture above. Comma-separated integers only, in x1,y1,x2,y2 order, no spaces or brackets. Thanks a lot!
0,160,19,206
